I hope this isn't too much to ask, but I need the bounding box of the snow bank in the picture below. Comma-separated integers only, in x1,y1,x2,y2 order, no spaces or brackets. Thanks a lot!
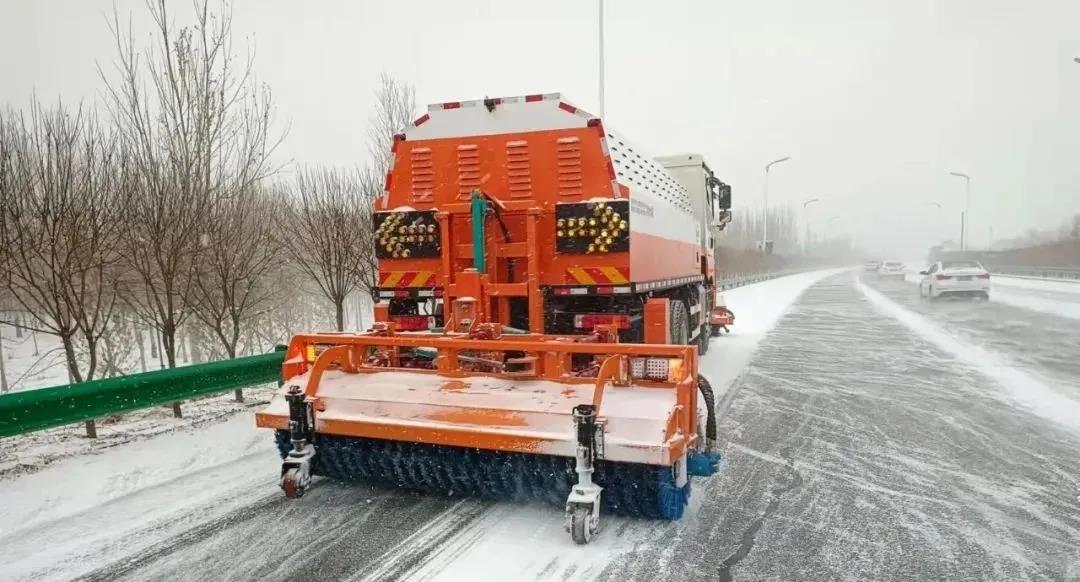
0,412,276,538
991,275,1080,295
857,279,1080,433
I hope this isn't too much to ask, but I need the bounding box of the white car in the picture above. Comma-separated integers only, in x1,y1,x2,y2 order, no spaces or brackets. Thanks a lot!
863,260,881,272
918,260,990,300
877,260,906,278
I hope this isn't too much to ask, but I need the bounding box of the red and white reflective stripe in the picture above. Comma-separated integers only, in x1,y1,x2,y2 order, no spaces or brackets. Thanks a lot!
413,113,430,126
552,285,632,296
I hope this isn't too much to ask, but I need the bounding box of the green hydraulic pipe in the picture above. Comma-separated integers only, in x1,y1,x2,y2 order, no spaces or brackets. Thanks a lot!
471,190,488,273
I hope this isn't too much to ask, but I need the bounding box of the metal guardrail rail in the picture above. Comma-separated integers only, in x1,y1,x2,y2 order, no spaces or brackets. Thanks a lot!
989,265,1080,282
0,270,805,439
0,348,285,438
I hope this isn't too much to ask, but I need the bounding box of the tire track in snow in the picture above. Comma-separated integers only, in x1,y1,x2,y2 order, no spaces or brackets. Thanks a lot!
856,277,1080,434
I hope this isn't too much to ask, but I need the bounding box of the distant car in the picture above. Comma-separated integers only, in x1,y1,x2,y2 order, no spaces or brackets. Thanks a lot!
877,261,906,278
864,261,881,272
918,260,990,300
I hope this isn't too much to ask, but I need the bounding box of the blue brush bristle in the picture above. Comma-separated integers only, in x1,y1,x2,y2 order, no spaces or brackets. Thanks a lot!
274,431,691,519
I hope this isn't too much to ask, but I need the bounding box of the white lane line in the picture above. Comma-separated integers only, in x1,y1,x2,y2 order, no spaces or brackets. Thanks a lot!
856,278,1080,434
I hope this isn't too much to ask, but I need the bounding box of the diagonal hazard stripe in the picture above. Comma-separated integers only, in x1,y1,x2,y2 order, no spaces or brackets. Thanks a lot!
409,271,434,287
398,272,418,287
599,266,629,284
567,267,596,285
584,267,610,284
382,272,406,287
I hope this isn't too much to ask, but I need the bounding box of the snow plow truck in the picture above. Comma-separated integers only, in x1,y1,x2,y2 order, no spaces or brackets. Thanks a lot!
256,93,733,544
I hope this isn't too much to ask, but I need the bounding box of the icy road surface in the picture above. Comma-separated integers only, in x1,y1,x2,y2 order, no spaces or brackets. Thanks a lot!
2,271,1080,581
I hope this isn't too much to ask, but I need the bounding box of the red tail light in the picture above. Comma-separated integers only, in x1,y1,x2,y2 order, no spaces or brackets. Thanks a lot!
391,315,432,331
977,273,990,279
574,314,631,330
935,274,951,280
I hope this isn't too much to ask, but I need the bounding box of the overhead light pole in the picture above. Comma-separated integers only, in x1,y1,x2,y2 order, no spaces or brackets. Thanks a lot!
802,197,820,254
761,156,791,252
949,171,970,250
598,0,605,118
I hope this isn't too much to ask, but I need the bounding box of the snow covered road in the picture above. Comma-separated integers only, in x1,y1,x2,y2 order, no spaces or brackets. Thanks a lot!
3,270,1080,581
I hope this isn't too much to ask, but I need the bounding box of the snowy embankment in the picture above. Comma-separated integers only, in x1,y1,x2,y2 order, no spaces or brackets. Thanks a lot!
0,412,281,581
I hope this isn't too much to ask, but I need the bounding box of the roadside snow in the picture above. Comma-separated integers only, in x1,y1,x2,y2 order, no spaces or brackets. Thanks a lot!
857,278,1080,433
0,384,276,476
990,287,1080,321
0,412,280,581
991,275,1080,295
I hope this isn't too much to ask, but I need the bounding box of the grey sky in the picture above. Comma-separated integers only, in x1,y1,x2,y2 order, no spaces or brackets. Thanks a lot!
3,0,1079,257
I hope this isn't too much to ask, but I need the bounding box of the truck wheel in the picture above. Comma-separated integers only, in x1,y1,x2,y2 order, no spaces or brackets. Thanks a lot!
670,300,689,346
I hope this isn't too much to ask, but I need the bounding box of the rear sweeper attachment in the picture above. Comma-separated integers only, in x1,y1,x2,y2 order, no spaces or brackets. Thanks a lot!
257,278,721,544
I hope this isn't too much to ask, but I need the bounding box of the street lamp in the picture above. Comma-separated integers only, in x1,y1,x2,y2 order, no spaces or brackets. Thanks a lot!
598,0,605,117
802,198,821,254
762,156,791,251
949,171,971,250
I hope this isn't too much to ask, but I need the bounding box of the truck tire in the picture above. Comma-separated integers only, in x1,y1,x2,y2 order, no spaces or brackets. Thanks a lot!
670,300,689,346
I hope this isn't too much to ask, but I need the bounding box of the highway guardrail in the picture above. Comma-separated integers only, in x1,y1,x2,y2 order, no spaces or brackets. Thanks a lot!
0,348,286,438
989,265,1080,282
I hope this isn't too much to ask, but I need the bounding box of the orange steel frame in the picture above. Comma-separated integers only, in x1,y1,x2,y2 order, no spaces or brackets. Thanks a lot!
257,331,701,465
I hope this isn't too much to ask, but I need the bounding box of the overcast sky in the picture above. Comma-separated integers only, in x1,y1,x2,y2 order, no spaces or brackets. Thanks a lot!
3,0,1079,257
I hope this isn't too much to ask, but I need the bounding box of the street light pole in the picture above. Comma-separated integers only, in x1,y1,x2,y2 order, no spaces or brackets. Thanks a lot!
762,156,791,251
802,197,820,254
949,171,970,251
598,0,605,118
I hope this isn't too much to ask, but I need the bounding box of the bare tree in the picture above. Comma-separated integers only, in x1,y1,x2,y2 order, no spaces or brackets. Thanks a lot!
101,0,284,371
278,167,369,331
0,101,124,385
367,73,416,177
192,186,281,358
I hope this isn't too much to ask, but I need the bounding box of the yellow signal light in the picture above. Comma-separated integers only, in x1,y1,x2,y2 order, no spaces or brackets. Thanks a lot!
398,226,406,235
392,250,401,258
600,229,609,238
427,224,436,233
605,207,613,215
597,201,607,210
620,220,628,230
588,217,597,226
401,249,411,258
599,244,608,252
305,345,317,362
587,244,596,253
589,228,597,236
605,236,613,244
578,229,588,237
556,229,565,238
557,218,566,228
